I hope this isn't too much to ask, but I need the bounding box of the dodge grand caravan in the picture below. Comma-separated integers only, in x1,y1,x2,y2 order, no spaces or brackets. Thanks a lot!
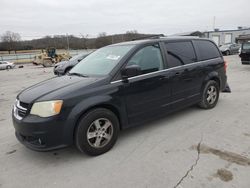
12,37,228,156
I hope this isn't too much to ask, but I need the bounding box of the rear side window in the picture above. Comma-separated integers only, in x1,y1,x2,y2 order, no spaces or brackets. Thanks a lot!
165,41,196,68
242,43,250,50
193,40,221,61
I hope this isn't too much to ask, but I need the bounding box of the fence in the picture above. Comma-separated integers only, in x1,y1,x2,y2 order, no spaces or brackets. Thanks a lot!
0,49,93,64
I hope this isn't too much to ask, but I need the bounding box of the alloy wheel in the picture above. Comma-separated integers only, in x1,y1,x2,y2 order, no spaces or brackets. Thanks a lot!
206,85,217,104
87,118,113,148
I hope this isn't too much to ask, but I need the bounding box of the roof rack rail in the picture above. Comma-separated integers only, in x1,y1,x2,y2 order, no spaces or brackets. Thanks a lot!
132,34,165,41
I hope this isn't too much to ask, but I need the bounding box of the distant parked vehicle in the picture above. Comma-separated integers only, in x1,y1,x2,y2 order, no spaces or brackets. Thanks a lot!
0,61,15,70
219,43,241,56
239,41,250,64
54,53,90,75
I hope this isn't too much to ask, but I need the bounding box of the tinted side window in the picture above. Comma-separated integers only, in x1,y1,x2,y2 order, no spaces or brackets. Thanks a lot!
242,43,250,50
165,41,196,68
193,40,221,61
126,44,163,74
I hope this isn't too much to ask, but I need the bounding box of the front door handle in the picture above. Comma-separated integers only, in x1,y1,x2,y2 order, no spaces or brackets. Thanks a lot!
159,76,169,81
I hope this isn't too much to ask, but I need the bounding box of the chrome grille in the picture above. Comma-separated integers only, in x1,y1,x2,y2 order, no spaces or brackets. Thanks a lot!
13,99,28,120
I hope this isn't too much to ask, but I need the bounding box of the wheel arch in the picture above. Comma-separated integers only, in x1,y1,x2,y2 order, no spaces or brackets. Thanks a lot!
76,103,122,129
203,72,221,90
66,96,125,144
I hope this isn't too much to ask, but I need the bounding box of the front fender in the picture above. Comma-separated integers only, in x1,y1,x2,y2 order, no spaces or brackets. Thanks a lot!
62,95,124,145
68,95,113,121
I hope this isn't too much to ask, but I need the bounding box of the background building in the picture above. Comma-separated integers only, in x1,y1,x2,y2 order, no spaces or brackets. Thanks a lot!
203,27,250,46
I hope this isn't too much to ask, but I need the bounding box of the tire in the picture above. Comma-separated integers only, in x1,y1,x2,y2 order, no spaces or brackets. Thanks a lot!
225,50,230,56
6,65,11,70
75,108,119,156
42,59,53,67
198,80,219,109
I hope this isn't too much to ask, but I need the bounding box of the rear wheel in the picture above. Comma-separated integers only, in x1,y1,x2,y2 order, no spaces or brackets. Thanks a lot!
198,80,219,109
225,50,230,56
75,108,119,156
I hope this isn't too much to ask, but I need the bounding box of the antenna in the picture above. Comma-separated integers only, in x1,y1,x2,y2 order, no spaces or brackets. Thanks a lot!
213,16,216,30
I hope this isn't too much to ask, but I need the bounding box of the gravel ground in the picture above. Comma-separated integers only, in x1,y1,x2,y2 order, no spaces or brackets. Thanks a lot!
0,55,250,188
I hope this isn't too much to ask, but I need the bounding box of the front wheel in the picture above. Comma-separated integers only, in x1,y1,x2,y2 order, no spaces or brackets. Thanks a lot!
225,50,230,56
75,108,119,156
198,80,219,109
42,59,53,67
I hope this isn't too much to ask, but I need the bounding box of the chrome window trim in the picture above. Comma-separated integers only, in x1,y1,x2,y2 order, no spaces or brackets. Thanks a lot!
110,57,221,84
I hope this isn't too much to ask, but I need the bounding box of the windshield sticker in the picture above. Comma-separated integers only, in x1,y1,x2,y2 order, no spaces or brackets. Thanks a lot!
106,55,120,60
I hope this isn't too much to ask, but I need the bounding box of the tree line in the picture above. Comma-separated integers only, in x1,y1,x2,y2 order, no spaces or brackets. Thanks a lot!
0,30,157,53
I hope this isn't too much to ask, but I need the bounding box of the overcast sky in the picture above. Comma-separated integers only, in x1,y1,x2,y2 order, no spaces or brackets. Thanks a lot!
1,0,250,39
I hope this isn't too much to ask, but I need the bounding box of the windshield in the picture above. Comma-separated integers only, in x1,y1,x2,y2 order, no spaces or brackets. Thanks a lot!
220,44,231,48
69,45,135,76
70,53,87,61
242,43,250,50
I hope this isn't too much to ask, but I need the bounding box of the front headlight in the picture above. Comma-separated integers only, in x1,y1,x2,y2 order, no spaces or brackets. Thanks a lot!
30,100,63,117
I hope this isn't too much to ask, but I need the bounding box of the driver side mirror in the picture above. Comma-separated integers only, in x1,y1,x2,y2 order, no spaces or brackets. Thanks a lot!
121,65,141,80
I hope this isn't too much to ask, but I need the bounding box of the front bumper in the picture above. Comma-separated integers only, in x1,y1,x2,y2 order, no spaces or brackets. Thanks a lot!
12,112,71,151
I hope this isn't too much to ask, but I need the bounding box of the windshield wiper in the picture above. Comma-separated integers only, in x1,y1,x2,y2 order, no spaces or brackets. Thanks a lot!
68,72,88,77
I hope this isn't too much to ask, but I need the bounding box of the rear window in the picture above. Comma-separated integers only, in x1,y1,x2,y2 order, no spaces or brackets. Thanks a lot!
193,40,221,61
242,43,250,50
165,41,196,68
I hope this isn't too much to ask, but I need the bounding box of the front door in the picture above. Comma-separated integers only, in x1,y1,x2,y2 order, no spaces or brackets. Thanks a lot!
120,44,172,125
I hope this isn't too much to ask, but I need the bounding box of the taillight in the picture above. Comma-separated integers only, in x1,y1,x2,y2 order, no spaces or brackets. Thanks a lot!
224,60,227,73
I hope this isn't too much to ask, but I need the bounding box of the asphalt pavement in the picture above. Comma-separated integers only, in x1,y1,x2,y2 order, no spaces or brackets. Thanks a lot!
0,55,250,188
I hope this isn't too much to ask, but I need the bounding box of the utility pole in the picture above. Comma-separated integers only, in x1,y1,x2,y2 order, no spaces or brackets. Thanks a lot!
66,33,69,51
112,35,114,44
213,16,216,31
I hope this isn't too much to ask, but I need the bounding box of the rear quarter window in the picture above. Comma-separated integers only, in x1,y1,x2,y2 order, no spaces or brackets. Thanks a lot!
193,40,221,61
242,43,250,50
165,41,197,68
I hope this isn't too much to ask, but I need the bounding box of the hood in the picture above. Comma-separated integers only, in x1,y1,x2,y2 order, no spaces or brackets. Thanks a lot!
18,75,101,104
55,61,68,66
219,46,229,51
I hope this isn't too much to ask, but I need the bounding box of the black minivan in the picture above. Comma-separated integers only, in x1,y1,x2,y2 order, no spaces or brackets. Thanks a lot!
239,41,250,64
12,37,228,156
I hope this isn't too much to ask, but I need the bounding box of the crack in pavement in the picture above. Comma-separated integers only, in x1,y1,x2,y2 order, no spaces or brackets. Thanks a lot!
173,137,203,188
